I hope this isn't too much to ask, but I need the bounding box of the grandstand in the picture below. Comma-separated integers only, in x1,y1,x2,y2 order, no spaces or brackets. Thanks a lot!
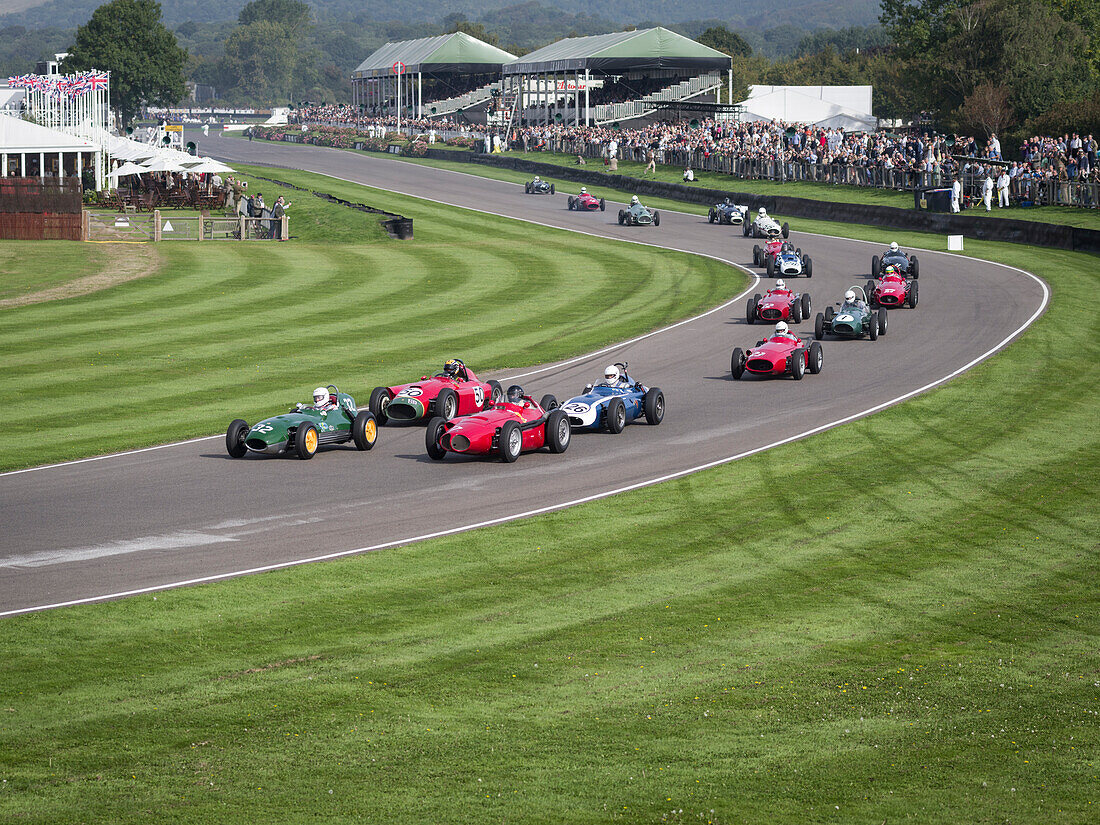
351,32,516,120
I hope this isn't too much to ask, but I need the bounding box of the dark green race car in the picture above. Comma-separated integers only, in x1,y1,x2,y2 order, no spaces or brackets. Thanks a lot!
225,385,378,460
814,287,888,341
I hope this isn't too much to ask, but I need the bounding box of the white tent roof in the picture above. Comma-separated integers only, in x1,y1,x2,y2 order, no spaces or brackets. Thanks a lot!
0,115,100,152
736,86,877,132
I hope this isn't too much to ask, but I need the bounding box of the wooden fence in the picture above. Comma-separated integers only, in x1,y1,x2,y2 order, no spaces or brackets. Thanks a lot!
0,177,83,241
84,211,287,242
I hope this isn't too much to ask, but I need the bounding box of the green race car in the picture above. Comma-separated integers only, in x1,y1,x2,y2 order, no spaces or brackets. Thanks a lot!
814,286,888,341
225,385,378,460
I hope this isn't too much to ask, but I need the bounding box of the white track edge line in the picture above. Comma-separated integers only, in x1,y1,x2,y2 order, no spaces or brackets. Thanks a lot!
1,263,1049,617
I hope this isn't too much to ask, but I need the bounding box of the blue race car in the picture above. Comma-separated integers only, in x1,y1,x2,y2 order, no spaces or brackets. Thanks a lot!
559,362,665,433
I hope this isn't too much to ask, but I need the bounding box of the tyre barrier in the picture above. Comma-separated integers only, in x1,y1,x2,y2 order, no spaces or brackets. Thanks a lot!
424,150,1100,254
250,174,413,239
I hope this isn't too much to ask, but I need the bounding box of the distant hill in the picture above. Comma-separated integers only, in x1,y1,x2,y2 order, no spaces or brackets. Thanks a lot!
1,0,881,32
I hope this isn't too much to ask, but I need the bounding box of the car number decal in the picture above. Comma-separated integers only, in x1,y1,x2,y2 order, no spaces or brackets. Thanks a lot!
473,386,484,406
563,403,589,413
251,423,274,433
835,313,855,322
398,387,422,397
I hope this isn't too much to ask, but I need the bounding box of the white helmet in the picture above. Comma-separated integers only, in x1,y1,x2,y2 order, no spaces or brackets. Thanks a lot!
758,207,767,216
844,290,856,303
774,321,789,336
604,365,620,383
889,241,899,252
313,386,329,406
534,175,540,181
775,279,786,290
580,186,587,194
631,195,639,205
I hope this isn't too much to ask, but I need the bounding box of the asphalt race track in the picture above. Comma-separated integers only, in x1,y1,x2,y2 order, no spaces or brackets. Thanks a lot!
0,141,1048,615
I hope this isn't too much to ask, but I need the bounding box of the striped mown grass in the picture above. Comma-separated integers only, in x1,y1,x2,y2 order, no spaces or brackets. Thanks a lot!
0,165,738,472
0,237,1095,824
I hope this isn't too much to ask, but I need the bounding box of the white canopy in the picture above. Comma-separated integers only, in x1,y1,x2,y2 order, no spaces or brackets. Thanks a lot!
141,154,187,172
736,85,877,132
186,158,234,174
0,115,100,152
110,161,146,177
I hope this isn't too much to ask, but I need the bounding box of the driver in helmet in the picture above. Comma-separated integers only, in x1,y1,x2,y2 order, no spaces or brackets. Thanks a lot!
757,207,768,219
773,278,787,292
883,264,901,279
889,241,900,253
599,364,628,387
772,321,799,343
533,175,541,183
310,386,335,411
506,384,527,405
580,186,587,195
442,358,464,380
630,195,640,206
842,289,867,310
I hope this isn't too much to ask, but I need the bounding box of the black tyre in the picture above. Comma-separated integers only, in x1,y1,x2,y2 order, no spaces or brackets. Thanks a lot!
486,379,503,406
550,184,555,194
824,305,835,321
795,247,801,257
731,347,746,379
804,256,812,277
742,221,750,237
644,388,664,425
865,279,876,298
790,299,802,323
525,183,531,194
605,397,626,433
567,196,575,210
546,410,570,453
908,280,918,308
869,315,878,341
911,256,919,279
708,209,716,223
790,349,805,380
226,419,249,458
499,420,522,462
801,292,811,317
653,210,660,226
425,416,447,460
808,341,823,374
618,210,625,225
435,387,458,420
753,244,762,266
878,307,888,335
600,198,605,211
766,256,774,277
871,255,880,276
539,394,558,411
351,410,378,451
814,312,825,340
746,297,757,324
369,386,392,424
295,422,318,460
781,222,789,238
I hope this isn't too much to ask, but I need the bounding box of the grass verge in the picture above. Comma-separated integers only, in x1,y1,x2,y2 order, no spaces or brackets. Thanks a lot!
0,236,1096,823
0,164,738,472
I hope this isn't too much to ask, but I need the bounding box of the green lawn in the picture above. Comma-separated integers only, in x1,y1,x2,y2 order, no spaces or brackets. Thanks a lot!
1,232,1096,823
0,165,737,472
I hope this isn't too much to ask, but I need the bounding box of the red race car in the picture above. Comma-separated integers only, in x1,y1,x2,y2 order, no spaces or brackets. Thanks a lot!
567,189,606,211
370,359,502,424
746,280,812,324
730,326,824,380
865,267,918,309
752,238,783,269
425,385,571,462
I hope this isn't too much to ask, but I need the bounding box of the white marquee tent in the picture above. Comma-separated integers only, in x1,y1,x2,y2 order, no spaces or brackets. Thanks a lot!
0,114,103,187
736,85,877,131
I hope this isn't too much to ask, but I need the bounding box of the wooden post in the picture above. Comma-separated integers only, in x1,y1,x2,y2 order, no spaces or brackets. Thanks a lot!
239,215,246,240
81,209,89,242
281,214,288,241
153,209,161,242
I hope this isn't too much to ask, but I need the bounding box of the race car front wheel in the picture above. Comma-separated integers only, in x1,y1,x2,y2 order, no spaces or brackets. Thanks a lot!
546,410,570,453
644,388,665,425
499,420,522,462
605,397,627,434
352,411,378,451
295,423,318,460
425,417,447,460
226,419,249,458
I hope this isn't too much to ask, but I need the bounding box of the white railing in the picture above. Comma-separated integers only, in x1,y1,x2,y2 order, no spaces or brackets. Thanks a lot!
593,72,723,124
427,83,498,116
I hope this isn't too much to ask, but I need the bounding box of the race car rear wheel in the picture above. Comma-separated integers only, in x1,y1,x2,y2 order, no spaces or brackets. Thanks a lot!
911,256,919,279
605,397,626,434
766,257,775,277
781,222,789,238
226,419,249,458
599,198,605,211
436,388,458,420
352,411,378,451
814,312,825,341
730,347,746,380
546,410,570,453
742,221,750,237
790,349,805,380
746,297,757,324
878,308,889,336
653,210,660,227
871,255,880,277
550,184,555,195
295,423,318,460
869,316,879,341
808,341,823,374
753,245,761,266
499,420,522,462
791,299,802,324
824,305,835,322
486,380,503,406
425,417,447,460
801,293,811,317
865,280,876,301
644,388,665,425
369,387,392,424
804,256,812,277
539,394,558,411
908,281,919,308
